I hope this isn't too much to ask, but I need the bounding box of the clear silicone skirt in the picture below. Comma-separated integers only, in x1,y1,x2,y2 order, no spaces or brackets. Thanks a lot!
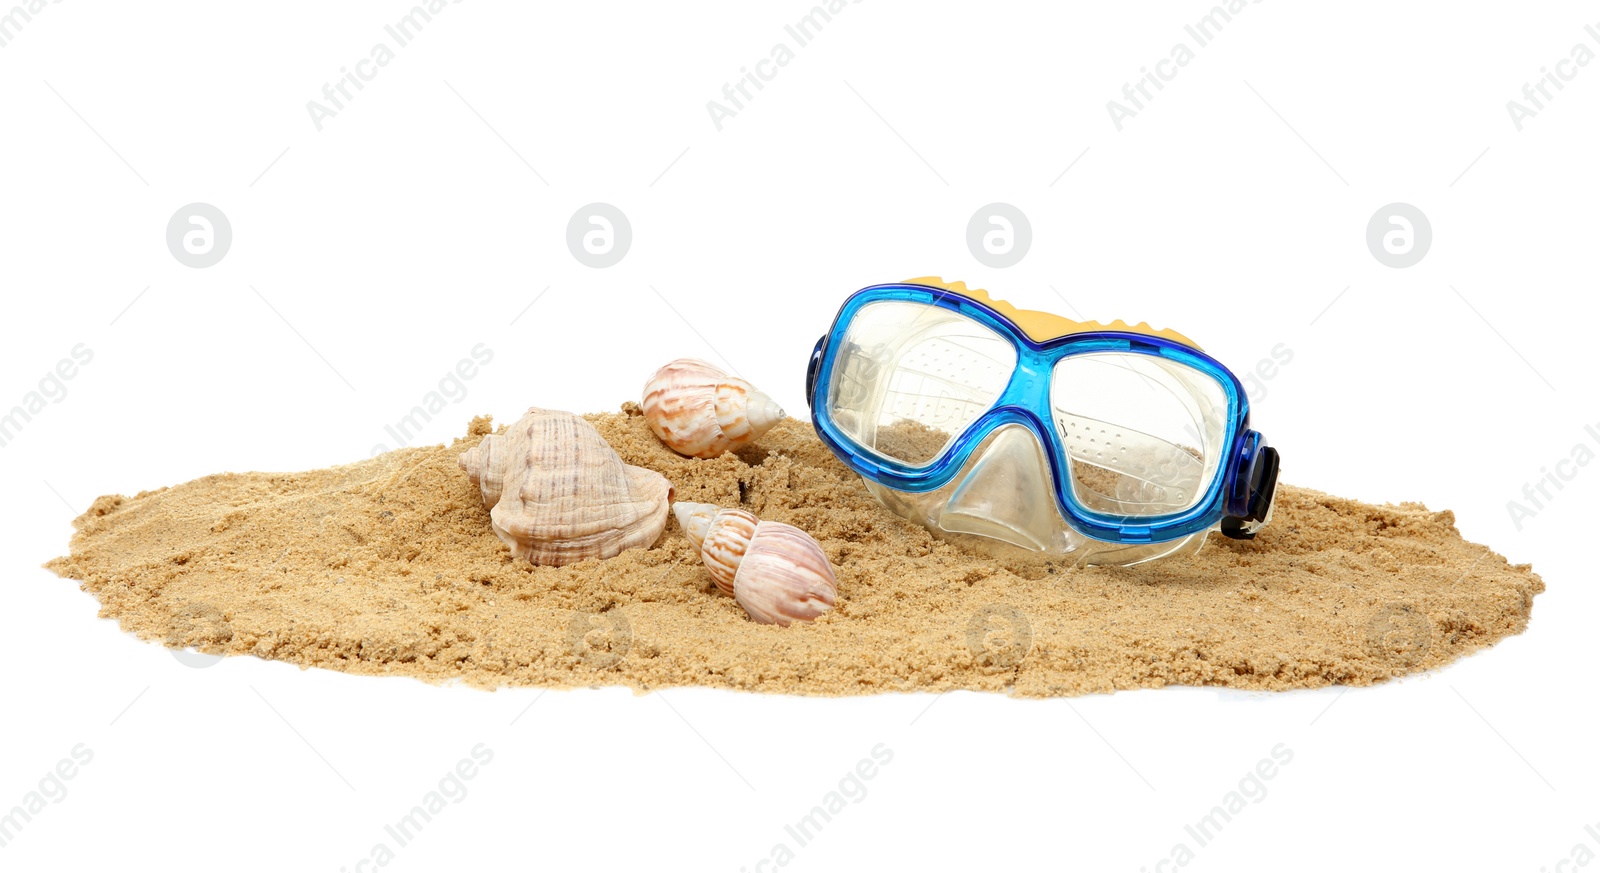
858,426,1214,568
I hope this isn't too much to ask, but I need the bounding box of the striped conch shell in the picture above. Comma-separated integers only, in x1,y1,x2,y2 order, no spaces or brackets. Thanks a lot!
641,359,784,459
459,408,672,566
674,502,836,626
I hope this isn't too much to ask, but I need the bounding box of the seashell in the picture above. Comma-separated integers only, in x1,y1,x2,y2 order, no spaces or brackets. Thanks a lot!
459,407,673,566
641,359,785,459
674,502,836,626
673,503,758,597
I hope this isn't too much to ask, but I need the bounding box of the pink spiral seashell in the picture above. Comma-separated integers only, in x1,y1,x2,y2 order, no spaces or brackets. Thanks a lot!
674,502,836,626
642,359,784,459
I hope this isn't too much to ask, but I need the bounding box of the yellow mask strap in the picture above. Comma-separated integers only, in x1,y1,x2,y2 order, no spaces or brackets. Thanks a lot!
904,277,1201,350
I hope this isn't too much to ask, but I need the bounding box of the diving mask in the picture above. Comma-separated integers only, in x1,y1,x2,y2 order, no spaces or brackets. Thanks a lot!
805,279,1280,567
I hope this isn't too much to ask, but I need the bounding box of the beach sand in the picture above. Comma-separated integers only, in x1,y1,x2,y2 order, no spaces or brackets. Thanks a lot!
45,406,1543,696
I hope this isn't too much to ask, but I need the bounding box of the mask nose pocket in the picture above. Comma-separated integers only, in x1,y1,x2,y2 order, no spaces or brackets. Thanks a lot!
938,425,1062,551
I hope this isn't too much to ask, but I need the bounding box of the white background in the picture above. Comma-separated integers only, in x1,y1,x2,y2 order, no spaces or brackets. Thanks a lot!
2,1,1596,870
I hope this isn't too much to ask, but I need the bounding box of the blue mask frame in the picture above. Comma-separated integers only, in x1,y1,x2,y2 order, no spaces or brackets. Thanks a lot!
805,283,1280,545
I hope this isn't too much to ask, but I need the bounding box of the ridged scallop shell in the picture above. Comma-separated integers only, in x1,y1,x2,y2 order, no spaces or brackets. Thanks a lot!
642,359,784,459
459,408,672,566
674,502,836,626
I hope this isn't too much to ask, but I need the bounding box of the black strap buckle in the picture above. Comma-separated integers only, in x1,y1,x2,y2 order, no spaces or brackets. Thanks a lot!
1221,445,1280,540
805,336,826,406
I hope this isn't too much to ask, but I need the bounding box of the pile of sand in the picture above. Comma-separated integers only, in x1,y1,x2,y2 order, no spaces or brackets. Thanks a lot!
45,407,1543,696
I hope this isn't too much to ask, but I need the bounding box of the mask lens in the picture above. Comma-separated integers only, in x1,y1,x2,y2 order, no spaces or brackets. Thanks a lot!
827,300,1017,467
1050,352,1229,517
